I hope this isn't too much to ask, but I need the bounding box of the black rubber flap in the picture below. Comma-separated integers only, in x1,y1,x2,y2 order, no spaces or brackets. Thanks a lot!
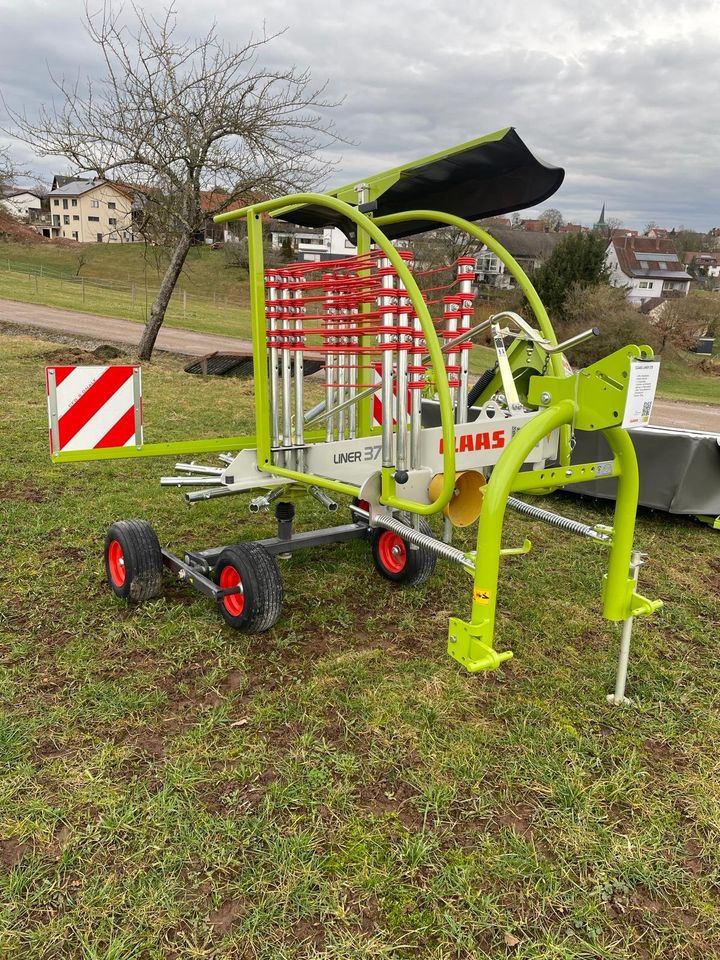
275,128,564,240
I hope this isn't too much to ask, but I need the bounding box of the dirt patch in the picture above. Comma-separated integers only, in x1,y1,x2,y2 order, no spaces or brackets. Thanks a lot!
496,800,538,841
207,897,249,936
40,344,125,364
0,479,50,503
291,917,327,950
0,837,32,868
702,557,720,594
356,778,422,829
203,767,279,815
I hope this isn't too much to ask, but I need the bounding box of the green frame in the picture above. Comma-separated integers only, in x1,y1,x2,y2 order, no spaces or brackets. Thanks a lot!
50,133,663,674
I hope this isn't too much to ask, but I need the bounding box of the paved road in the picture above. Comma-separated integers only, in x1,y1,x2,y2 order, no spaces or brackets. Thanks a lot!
1,296,718,433
651,398,720,433
0,296,251,356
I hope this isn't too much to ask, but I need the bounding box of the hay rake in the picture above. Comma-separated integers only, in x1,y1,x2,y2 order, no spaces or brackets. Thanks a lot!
47,128,662,701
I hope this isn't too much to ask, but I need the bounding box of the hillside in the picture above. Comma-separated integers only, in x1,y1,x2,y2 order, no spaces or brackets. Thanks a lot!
0,236,250,301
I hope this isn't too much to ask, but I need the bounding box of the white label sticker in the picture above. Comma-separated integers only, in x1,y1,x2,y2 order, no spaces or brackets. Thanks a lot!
622,360,661,428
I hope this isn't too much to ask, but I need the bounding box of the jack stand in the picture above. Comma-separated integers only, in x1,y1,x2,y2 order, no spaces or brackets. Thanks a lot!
607,550,644,706
275,501,295,558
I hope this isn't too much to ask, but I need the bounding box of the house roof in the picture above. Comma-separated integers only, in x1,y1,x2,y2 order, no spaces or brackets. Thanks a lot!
49,179,104,197
482,225,565,259
1,185,43,199
609,236,692,281
683,250,719,267
52,174,83,190
199,191,251,215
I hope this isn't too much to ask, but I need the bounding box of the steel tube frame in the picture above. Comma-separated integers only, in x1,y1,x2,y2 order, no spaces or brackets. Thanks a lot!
219,195,458,517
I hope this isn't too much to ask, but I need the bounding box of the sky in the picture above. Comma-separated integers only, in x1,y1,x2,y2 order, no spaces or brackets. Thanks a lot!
1,0,719,231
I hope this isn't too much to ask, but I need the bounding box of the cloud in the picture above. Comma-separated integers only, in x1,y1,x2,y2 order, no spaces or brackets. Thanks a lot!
1,0,718,229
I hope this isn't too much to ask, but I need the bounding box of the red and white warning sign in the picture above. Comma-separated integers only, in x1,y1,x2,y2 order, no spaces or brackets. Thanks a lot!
371,361,412,427
46,365,143,456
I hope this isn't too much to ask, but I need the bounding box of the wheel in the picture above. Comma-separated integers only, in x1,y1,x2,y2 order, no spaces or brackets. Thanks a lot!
214,542,283,633
104,519,163,602
371,517,437,586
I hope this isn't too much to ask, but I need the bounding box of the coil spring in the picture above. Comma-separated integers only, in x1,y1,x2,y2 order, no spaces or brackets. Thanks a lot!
373,514,475,569
507,497,611,542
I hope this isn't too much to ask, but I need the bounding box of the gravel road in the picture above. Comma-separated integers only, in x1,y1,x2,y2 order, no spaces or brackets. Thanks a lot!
0,296,251,356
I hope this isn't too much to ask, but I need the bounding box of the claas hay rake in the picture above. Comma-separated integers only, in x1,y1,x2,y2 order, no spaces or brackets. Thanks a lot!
46,128,662,699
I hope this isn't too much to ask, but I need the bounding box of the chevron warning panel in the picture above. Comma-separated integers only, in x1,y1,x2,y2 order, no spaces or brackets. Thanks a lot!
46,365,143,455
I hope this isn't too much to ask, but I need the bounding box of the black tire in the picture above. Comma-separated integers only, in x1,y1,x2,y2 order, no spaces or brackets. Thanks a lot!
214,542,283,633
104,519,164,602
371,516,437,586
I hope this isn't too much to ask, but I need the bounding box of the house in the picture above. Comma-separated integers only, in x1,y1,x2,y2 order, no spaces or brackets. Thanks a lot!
520,219,550,233
683,251,720,279
606,235,692,306
46,177,139,243
475,226,565,289
560,222,584,234
267,222,357,262
480,216,512,229
0,186,44,221
644,226,670,239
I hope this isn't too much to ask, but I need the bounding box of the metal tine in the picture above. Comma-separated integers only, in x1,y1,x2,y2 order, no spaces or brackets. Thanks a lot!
281,276,292,467
267,271,281,451
304,316,496,428
175,462,224,476
293,272,305,473
160,476,225,486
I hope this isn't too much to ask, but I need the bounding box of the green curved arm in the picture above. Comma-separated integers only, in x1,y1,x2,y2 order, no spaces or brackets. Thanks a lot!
216,194,456,516
373,209,572,465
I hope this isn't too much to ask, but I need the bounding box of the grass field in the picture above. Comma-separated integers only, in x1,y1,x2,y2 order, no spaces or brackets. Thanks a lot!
0,240,248,300
1,333,718,958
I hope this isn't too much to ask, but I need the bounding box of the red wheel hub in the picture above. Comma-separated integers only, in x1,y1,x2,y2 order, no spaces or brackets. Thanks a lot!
378,531,407,574
108,540,126,586
219,565,245,616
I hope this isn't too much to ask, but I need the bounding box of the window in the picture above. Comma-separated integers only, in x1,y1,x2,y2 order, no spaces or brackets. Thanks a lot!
90,199,99,208
88,216,100,222
73,215,79,221
62,198,68,209
52,215,60,226
108,217,117,226
71,199,77,207
53,199,59,206
96,233,103,243
638,281,651,289
63,215,70,225
107,201,116,210
72,231,79,241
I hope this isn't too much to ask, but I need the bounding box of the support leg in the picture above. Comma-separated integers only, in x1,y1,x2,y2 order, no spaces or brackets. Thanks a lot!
448,401,575,671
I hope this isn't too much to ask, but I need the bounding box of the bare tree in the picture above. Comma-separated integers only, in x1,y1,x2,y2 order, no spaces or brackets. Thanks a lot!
0,144,30,191
5,3,340,358
409,224,483,271
651,295,720,352
0,145,14,189
539,207,563,231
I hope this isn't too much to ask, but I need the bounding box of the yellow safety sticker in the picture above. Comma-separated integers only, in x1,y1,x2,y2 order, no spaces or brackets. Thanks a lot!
474,588,491,605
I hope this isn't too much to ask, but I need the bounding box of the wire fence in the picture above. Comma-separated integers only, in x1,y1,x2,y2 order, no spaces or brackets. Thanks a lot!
0,256,250,332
